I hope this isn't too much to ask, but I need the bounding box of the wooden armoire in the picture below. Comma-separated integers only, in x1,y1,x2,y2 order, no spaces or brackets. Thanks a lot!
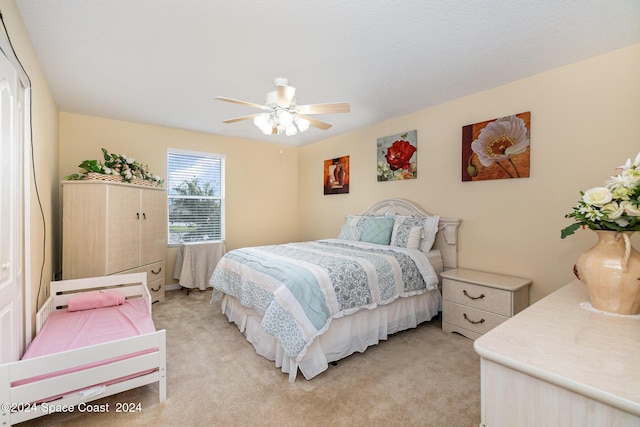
61,180,166,303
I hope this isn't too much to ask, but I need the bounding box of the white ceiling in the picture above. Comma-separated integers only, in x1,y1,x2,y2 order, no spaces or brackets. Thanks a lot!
15,0,640,146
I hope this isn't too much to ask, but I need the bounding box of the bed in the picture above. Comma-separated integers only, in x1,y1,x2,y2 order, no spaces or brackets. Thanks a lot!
0,272,167,425
210,198,461,381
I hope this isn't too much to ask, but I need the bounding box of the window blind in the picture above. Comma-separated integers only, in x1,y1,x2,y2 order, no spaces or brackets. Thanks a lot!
167,150,225,244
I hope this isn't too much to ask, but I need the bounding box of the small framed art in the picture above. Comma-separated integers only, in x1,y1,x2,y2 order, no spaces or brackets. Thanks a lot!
377,130,417,181
324,155,350,195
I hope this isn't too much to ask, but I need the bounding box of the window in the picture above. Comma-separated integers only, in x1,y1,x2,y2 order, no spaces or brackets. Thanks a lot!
167,149,225,245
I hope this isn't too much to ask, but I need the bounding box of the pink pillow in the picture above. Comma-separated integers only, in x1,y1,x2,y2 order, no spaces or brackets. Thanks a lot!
67,290,125,312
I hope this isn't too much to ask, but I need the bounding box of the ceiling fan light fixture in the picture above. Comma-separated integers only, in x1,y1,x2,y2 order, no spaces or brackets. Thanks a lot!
218,77,348,136
254,113,273,134
294,115,310,132
252,109,310,136
276,109,293,127
285,125,297,136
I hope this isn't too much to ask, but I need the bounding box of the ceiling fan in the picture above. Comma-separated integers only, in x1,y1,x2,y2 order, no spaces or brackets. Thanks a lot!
215,77,350,136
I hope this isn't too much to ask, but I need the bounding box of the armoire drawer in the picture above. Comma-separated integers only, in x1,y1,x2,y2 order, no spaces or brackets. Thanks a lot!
148,277,165,303
117,260,165,303
121,261,165,281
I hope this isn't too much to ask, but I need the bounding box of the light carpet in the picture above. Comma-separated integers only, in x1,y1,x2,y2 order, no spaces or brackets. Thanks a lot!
18,289,481,427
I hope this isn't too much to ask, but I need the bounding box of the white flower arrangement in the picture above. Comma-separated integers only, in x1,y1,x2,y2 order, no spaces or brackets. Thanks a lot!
561,153,640,238
65,148,164,185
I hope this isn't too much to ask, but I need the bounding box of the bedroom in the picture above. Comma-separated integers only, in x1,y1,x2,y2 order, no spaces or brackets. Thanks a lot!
0,0,639,425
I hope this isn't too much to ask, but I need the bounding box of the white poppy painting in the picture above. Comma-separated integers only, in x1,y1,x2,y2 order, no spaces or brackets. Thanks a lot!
462,112,531,181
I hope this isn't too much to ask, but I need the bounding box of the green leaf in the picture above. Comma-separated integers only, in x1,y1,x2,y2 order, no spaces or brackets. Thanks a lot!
561,223,582,239
78,159,101,172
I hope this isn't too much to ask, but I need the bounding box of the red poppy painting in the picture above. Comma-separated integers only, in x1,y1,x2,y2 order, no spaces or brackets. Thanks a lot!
377,130,417,181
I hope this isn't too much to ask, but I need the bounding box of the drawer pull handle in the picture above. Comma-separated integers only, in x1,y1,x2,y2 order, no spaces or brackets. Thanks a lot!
151,284,162,292
463,290,485,300
463,313,485,325
151,267,162,275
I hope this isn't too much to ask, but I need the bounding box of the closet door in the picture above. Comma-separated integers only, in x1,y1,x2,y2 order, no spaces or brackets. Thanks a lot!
107,185,141,274
0,52,24,362
140,188,166,266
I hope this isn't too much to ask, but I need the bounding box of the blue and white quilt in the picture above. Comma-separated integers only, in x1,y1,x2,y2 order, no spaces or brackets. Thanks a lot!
209,239,439,361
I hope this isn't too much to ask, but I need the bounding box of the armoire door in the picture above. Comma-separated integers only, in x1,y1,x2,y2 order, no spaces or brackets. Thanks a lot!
140,188,167,266
107,185,141,274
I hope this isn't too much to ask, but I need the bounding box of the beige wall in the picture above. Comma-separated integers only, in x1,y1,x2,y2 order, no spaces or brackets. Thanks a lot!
59,113,299,282
298,43,640,303
1,0,60,323
7,0,639,315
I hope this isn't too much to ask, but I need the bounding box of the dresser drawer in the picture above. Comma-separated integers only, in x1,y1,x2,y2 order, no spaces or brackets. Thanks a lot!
117,261,165,303
148,277,165,303
120,261,165,281
443,278,512,316
442,301,507,336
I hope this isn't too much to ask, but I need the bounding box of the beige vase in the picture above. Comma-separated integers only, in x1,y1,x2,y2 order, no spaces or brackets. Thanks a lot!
575,230,640,315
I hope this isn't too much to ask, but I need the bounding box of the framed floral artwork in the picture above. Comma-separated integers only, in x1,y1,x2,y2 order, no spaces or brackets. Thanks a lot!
324,155,350,195
462,112,531,181
377,130,417,181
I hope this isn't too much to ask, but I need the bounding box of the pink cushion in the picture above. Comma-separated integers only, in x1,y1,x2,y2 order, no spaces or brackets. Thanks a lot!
67,290,125,311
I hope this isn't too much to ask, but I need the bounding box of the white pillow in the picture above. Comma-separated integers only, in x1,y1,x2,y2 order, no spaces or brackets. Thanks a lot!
420,215,440,252
390,215,424,249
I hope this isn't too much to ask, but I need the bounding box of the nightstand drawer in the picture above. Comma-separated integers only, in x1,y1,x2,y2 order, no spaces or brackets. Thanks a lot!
443,278,512,316
442,301,507,336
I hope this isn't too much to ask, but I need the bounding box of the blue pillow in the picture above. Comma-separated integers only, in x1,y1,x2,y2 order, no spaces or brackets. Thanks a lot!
360,217,394,245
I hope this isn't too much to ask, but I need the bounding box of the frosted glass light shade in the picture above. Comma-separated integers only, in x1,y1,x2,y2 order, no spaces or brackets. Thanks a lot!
285,124,297,136
295,115,310,132
254,110,310,135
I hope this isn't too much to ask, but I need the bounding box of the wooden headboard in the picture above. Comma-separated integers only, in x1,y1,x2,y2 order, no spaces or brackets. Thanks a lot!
362,198,461,270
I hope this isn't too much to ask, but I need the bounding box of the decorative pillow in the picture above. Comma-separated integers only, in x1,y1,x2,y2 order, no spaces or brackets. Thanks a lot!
390,216,425,249
420,215,440,252
337,215,365,240
345,215,365,226
67,290,126,312
338,224,363,241
360,216,395,245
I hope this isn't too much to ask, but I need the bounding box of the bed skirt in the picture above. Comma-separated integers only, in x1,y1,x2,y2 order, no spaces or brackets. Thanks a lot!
219,289,441,381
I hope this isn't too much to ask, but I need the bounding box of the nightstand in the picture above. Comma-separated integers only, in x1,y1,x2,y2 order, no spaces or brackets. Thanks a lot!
440,268,531,340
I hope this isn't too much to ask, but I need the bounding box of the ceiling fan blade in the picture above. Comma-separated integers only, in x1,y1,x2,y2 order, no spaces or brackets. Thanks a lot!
300,114,333,131
222,114,262,124
295,102,350,115
214,96,273,111
276,84,297,108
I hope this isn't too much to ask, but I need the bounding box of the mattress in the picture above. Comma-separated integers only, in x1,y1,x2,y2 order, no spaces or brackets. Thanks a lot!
15,298,157,391
23,298,156,359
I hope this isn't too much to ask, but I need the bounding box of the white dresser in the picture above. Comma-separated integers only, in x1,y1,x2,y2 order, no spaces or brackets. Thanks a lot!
440,268,531,339
474,280,640,427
